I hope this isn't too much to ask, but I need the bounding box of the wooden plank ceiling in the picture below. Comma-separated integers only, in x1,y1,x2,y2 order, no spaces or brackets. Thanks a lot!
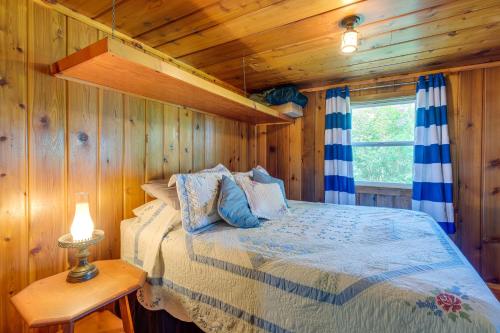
57,0,500,91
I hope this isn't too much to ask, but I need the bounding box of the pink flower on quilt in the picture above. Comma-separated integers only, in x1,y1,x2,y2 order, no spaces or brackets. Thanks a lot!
436,293,462,312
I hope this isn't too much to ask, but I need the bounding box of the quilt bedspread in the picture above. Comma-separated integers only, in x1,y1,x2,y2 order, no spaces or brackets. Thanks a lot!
121,201,500,332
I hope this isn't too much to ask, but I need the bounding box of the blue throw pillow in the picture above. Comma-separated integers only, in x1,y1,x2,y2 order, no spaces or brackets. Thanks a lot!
252,168,288,207
217,175,260,228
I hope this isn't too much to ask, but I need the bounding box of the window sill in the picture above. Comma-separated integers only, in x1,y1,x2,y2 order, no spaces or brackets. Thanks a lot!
355,181,412,190
355,181,412,196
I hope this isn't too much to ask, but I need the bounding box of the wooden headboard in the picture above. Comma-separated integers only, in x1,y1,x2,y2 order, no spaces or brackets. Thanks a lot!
487,283,500,301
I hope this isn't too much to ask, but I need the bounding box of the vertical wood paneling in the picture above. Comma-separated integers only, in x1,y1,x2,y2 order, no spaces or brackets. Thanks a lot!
28,2,67,282
276,125,290,197
289,118,302,200
302,92,316,201
224,119,234,170
0,0,28,331
204,115,216,168
145,100,164,182
248,125,257,168
314,92,325,203
458,69,483,271
163,103,179,180
256,124,267,168
123,96,145,219
2,5,263,331
239,122,249,171
266,125,278,177
98,90,123,260
215,117,225,165
193,112,205,171
482,67,500,281
445,72,460,246
66,18,98,262
179,107,193,173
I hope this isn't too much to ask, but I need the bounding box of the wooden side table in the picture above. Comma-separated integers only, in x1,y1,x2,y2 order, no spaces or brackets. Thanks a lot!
11,260,146,333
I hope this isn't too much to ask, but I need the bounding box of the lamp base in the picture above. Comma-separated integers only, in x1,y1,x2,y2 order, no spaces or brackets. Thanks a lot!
67,262,99,283
58,230,105,283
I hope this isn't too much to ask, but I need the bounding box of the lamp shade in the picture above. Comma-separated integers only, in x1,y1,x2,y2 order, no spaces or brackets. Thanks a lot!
70,192,94,241
341,29,358,53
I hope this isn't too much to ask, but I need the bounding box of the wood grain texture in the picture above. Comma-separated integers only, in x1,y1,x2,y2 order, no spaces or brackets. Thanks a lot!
50,37,290,124
66,18,99,262
145,100,164,182
193,112,205,171
314,92,325,203
163,103,180,180
458,69,483,271
2,4,260,332
301,92,316,201
482,67,500,282
288,118,302,200
57,0,500,91
98,90,124,260
123,96,146,219
0,0,28,332
28,1,67,282
179,108,193,173
204,115,216,168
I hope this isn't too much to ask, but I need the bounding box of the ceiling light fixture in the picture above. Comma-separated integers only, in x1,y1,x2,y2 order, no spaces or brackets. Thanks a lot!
340,15,361,54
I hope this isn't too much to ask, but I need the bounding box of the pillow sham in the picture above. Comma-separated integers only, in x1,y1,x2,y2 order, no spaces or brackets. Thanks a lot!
132,199,164,217
238,178,288,220
217,175,260,228
176,170,232,234
232,165,270,178
252,168,288,207
168,163,230,187
141,182,181,210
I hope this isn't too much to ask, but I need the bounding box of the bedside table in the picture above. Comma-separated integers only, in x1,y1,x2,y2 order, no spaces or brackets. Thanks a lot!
11,260,146,333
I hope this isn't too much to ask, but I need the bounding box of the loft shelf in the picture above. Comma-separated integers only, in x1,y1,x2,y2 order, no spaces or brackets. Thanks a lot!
50,37,292,124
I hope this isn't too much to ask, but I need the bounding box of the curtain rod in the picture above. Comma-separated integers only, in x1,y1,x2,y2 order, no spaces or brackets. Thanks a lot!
348,81,416,92
300,60,500,93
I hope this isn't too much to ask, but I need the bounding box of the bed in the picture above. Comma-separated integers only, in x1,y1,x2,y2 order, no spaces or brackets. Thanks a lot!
121,200,500,332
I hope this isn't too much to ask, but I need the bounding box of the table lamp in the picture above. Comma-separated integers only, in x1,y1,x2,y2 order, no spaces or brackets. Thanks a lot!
58,192,104,283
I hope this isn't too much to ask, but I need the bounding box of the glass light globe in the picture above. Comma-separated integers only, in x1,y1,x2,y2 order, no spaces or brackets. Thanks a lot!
70,192,94,241
341,29,358,53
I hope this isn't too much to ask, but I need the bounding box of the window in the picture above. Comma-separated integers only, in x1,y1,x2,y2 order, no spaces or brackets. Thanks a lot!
351,99,415,185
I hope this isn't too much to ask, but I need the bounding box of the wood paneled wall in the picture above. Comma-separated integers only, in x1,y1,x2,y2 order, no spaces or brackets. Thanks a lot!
256,67,500,285
0,2,256,332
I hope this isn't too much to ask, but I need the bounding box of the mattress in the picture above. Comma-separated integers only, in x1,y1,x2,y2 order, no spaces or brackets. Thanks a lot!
121,200,500,332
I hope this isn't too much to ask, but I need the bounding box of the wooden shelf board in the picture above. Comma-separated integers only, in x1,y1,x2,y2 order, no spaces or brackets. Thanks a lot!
50,37,292,124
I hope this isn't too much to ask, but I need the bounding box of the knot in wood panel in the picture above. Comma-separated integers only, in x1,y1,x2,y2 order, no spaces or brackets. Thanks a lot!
77,131,89,143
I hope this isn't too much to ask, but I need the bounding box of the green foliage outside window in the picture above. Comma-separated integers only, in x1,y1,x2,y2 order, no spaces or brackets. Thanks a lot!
351,101,415,184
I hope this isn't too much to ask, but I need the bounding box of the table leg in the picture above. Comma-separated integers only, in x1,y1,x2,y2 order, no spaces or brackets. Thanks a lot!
119,296,134,333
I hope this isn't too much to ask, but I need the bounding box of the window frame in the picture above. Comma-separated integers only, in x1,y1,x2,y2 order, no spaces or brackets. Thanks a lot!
350,97,416,188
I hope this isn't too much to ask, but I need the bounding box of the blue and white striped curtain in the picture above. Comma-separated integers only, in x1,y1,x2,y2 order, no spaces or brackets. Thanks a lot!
412,73,455,234
324,87,355,205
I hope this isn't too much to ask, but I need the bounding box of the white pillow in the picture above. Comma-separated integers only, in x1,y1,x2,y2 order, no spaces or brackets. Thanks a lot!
141,183,180,210
176,170,233,233
132,199,163,217
238,178,288,220
168,163,230,187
